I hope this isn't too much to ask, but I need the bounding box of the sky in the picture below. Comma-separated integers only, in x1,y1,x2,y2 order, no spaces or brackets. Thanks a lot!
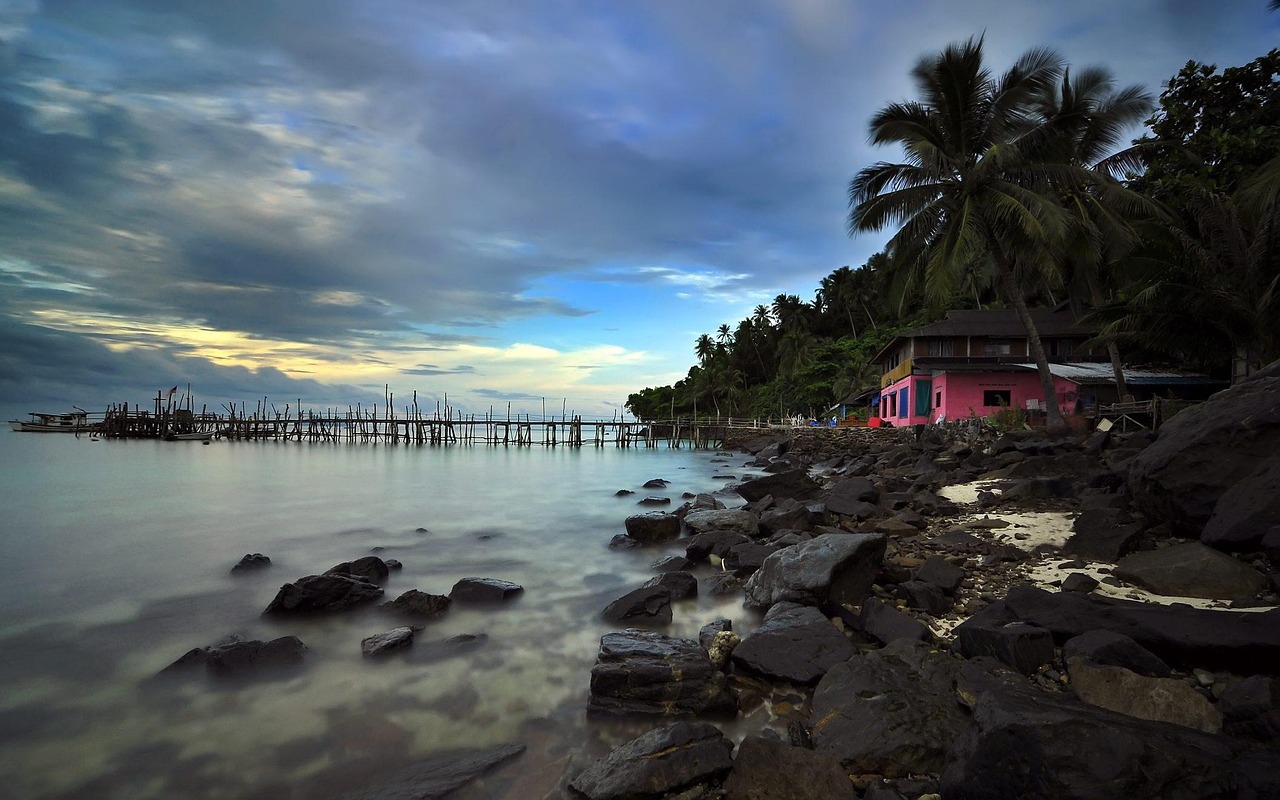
1,0,1276,420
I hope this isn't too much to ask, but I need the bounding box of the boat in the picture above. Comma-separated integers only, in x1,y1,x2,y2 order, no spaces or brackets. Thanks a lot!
9,410,100,433
162,430,214,442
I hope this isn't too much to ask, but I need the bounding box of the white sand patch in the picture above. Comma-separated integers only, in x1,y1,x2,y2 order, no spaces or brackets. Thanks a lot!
980,511,1075,551
937,480,1002,506
1024,560,1276,612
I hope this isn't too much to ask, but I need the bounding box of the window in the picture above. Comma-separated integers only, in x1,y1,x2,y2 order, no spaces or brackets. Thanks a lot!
928,340,954,357
898,386,909,418
983,390,1012,407
936,391,942,407
983,341,1012,356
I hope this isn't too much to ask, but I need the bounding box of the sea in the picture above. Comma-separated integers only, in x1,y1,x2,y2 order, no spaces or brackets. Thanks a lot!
0,431,763,799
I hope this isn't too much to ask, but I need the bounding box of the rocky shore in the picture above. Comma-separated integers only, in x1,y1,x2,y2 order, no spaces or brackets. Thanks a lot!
562,362,1280,799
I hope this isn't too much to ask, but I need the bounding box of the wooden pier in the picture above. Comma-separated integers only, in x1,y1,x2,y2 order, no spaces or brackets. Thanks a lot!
91,389,773,449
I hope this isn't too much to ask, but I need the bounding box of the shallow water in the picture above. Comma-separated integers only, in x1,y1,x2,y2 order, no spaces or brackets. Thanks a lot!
0,433,758,799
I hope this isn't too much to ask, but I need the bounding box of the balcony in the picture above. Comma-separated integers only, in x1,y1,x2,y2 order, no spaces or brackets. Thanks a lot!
880,358,914,388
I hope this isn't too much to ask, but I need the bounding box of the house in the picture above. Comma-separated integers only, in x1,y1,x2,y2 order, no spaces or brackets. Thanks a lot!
868,307,1224,425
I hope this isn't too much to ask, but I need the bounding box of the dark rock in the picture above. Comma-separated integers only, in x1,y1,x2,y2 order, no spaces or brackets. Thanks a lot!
643,571,698,600
405,633,488,665
954,607,1054,674
1001,585,1280,673
704,572,743,597
609,534,641,549
699,619,732,650
822,476,879,514
340,743,525,800
731,603,855,685
683,509,759,537
744,533,886,609
652,554,695,572
1062,629,1171,678
859,598,931,645
615,489,635,496
624,513,682,544
449,577,524,603
1202,459,1280,552
759,505,812,534
1066,657,1222,733
637,496,671,506
603,586,673,624
915,555,964,594
685,530,751,563
810,639,967,777
737,468,823,503
1065,508,1143,562
999,476,1074,502
1127,362,1280,538
361,627,415,657
1218,675,1280,739
568,722,733,800
643,478,670,489
382,589,451,618
588,630,736,718
1115,542,1267,601
722,736,855,800
169,635,307,677
230,553,271,574
898,580,953,615
325,556,390,585
263,574,384,614
383,559,402,571
722,542,778,577
1060,572,1099,593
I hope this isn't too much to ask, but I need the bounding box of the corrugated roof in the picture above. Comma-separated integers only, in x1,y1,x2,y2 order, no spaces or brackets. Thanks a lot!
1011,363,1222,385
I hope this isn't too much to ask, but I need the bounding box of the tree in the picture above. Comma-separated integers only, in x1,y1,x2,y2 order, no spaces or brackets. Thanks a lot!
694,333,715,367
848,37,1083,431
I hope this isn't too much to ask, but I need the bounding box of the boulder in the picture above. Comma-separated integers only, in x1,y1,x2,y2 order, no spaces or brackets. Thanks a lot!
730,602,855,685
1065,509,1143,562
230,553,271,574
737,468,823,503
642,571,697,600
405,633,488,665
699,619,733,650
810,640,968,777
1127,362,1280,537
683,509,760,538
744,533,886,610
381,589,451,618
568,722,733,800
722,542,778,577
340,743,525,800
897,580,952,615
1000,585,1280,673
759,504,812,534
166,635,307,677
361,627,415,658
1114,542,1267,601
1201,459,1280,552
1059,572,1099,593
915,555,964,594
324,556,390,585
263,574,384,614
685,530,751,563
1066,657,1223,733
652,555,695,572
602,586,673,625
954,607,1054,675
722,736,855,800
643,478,670,489
449,577,523,603
1218,675,1280,739
859,598,931,645
1061,629,1171,678
624,513,682,544
588,630,736,718
637,496,670,507
822,476,879,516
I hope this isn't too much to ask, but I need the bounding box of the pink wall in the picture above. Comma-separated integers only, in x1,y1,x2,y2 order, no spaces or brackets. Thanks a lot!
878,370,1080,425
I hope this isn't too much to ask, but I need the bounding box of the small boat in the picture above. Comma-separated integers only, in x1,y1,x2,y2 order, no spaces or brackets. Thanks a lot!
162,430,214,442
9,410,99,433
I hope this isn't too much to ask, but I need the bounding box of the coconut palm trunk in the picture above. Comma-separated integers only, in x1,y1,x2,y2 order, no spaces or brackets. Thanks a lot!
993,249,1068,432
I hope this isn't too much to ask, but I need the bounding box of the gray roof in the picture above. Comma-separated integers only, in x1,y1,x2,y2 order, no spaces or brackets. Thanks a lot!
1012,363,1223,386
873,308,1092,364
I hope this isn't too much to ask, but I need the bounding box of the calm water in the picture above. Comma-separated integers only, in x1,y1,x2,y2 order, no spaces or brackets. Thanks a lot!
0,433,758,799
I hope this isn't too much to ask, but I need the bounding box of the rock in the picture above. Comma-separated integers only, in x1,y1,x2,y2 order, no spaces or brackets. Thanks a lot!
759,505,812,534
954,607,1054,674
568,722,734,800
810,640,967,777
324,556,390,585
643,478,670,489
609,534,641,549
999,476,1074,502
383,559,402,571
405,633,488,665
683,509,760,538
1000,585,1280,673
643,571,698,600
361,627,416,657
588,630,736,718
699,619,732,650
230,553,271,574
340,743,525,800
744,533,886,610
1218,675,1280,739
1062,630,1171,678
722,736,855,800
638,496,671,506
730,603,856,685
602,586,673,624
1059,572,1099,593
706,630,740,670
737,468,823,503
722,542,777,577
704,572,743,597
822,476,880,515
615,489,635,496
897,580,952,615
1114,542,1267,601
859,599,931,645
382,589,451,618
940,662,1280,800
874,516,920,536
1202,459,1280,552
168,635,307,677
1127,362,1280,538
449,577,524,603
625,513,682,544
1065,509,1143,562
263,575,384,614
685,530,751,563
1066,657,1223,733
914,556,964,594
652,555,695,572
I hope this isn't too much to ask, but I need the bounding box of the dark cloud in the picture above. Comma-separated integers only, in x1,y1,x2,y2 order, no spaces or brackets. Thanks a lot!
405,364,478,376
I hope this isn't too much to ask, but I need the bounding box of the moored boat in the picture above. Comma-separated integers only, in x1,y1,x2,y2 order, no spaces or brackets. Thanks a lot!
162,430,214,441
9,410,99,433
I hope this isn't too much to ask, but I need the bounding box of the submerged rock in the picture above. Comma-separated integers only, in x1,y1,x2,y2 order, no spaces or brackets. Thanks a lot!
230,553,271,574
361,627,416,658
263,574,384,614
602,586,673,624
568,722,733,800
449,577,524,603
324,556,390,585
624,513,681,544
588,630,735,718
381,589,451,618
165,634,307,677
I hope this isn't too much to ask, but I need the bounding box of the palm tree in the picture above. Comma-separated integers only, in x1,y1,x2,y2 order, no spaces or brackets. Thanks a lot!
849,37,1081,432
694,333,715,368
1038,66,1156,400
